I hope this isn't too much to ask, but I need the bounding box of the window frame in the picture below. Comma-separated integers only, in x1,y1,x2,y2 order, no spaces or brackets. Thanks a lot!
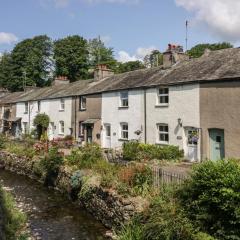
37,101,41,112
119,91,129,108
59,121,64,135
24,102,29,114
157,87,169,106
78,121,84,136
59,98,65,111
22,122,28,134
120,122,129,140
157,123,169,144
105,124,111,138
79,96,87,111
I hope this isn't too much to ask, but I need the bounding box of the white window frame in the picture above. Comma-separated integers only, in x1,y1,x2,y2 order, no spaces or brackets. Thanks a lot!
120,123,128,140
22,122,28,134
105,124,111,137
157,87,169,106
24,102,28,114
59,99,65,111
59,121,64,135
119,91,129,108
157,123,169,144
79,121,84,136
80,96,86,110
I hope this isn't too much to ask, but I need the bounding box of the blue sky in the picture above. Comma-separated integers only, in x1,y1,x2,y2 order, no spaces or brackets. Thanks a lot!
0,0,239,62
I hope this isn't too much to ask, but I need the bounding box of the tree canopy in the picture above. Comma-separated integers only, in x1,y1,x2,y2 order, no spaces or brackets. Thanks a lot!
115,61,145,74
187,42,233,58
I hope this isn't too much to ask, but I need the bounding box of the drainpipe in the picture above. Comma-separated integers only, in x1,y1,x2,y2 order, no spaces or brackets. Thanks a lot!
28,102,30,134
144,88,147,143
74,96,77,139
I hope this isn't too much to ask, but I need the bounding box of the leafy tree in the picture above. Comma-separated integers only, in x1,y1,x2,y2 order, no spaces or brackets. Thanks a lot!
0,52,13,89
115,61,145,73
88,37,116,69
187,42,233,58
0,35,53,91
33,113,50,139
54,35,89,82
144,50,163,68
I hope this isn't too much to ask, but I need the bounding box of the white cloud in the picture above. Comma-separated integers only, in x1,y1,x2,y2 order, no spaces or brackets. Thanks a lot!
118,46,156,63
101,35,111,44
175,0,240,41
0,32,18,45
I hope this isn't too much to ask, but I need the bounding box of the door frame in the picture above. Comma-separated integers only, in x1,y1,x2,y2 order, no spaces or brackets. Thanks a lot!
208,128,225,160
184,127,199,162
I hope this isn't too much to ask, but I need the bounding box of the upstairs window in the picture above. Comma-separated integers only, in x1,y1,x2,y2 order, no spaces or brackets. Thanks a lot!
60,99,65,111
79,96,86,110
24,102,28,114
157,88,169,105
157,124,169,144
120,123,128,140
120,91,129,107
59,121,64,135
37,101,41,112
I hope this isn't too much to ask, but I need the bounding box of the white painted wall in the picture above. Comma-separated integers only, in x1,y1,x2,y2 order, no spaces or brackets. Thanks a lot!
101,90,144,149
146,84,201,161
16,97,73,139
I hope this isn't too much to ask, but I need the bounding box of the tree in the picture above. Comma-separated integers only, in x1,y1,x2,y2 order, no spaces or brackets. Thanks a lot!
0,35,53,91
144,50,163,68
88,37,116,69
115,61,145,74
187,42,233,58
54,35,89,82
33,113,50,140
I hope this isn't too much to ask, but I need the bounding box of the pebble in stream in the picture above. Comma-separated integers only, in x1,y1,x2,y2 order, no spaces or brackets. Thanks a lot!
0,170,108,240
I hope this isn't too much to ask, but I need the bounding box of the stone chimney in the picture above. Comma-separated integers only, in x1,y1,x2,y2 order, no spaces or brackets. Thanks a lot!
53,76,70,86
94,64,114,81
163,44,189,68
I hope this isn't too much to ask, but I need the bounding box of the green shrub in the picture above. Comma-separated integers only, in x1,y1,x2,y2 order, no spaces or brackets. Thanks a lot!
122,141,184,162
7,144,35,159
0,185,27,239
123,141,139,161
41,147,64,174
0,134,6,149
66,143,103,169
179,159,240,239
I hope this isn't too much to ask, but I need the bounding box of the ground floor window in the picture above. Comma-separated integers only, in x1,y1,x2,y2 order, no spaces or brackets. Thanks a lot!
78,121,84,136
157,123,169,144
22,122,28,134
59,121,64,135
120,123,128,140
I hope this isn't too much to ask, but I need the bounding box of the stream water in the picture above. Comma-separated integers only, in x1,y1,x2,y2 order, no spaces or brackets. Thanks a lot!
0,169,108,240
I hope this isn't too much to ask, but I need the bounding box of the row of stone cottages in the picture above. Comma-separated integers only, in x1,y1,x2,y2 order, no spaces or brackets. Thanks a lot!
0,46,240,162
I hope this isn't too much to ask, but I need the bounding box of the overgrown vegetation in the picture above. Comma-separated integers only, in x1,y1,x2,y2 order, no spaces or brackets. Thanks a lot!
123,141,184,161
0,185,27,240
33,113,50,140
118,160,240,240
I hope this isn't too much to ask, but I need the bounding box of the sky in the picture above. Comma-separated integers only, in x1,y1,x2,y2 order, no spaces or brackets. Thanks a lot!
0,0,240,62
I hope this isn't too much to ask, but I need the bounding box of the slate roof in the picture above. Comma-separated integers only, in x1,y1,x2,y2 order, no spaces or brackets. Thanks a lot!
1,48,240,103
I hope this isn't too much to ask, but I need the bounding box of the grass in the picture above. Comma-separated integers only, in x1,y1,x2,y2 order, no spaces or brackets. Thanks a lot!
0,185,27,240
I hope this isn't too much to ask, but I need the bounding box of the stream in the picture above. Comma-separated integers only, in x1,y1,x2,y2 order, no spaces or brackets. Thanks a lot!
0,169,108,240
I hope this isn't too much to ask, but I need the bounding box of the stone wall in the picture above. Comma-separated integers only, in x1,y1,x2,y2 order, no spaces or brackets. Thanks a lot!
0,151,147,229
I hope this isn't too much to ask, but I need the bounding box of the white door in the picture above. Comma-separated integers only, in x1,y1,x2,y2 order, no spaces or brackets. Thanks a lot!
104,124,111,148
186,128,198,162
48,122,55,140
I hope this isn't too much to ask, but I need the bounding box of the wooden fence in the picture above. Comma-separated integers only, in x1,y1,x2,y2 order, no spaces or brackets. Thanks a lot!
152,166,189,187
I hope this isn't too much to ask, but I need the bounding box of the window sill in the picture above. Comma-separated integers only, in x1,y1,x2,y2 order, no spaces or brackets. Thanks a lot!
156,141,169,146
155,104,169,108
59,109,65,112
58,133,64,136
79,109,86,112
118,106,129,110
118,138,129,142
